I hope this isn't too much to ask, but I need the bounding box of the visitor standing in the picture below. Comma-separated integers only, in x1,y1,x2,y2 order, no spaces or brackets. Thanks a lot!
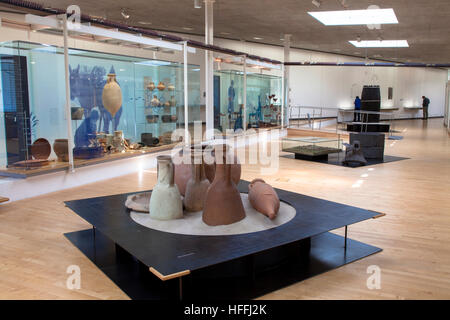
422,96,430,120
354,96,361,122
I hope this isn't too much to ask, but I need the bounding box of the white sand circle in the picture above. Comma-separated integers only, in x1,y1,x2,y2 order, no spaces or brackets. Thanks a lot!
130,193,296,236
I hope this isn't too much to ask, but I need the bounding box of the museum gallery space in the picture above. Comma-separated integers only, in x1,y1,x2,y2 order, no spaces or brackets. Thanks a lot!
0,0,449,300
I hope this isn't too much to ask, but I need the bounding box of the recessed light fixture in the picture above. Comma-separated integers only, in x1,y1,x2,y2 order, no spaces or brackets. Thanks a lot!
121,8,130,19
220,32,231,35
138,21,152,25
349,40,409,48
182,27,194,31
308,8,398,26
311,0,321,8
253,37,263,40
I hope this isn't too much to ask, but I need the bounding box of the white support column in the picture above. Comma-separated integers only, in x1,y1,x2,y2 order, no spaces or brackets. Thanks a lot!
184,41,189,146
242,55,247,131
283,34,291,128
204,0,215,140
61,14,75,172
281,64,285,127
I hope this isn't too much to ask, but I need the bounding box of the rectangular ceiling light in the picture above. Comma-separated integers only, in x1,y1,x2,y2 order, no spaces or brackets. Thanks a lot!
308,8,398,26
349,40,409,48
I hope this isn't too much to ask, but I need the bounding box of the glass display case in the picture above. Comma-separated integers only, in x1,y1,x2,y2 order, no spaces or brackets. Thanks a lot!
282,136,343,160
213,70,282,132
0,40,200,176
246,73,282,129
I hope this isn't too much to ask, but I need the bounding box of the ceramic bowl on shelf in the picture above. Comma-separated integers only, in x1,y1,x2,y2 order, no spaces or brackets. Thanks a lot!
31,138,51,160
146,115,159,123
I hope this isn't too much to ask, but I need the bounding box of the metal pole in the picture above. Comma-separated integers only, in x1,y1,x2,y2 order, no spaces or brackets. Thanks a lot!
242,55,247,131
62,14,75,172
204,0,214,140
184,41,189,146
281,64,285,128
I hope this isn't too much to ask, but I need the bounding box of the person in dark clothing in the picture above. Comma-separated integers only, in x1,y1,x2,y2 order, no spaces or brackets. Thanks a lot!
354,96,361,122
422,96,430,120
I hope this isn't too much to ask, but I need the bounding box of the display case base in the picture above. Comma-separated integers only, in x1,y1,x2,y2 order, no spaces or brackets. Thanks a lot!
64,229,380,300
64,180,383,300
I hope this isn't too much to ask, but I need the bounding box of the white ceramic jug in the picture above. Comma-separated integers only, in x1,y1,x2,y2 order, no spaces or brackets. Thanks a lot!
149,155,183,220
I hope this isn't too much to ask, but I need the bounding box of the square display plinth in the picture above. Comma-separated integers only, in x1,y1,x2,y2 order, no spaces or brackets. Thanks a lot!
64,180,382,300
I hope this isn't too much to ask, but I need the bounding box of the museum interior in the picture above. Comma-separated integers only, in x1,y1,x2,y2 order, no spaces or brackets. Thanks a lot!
0,0,449,301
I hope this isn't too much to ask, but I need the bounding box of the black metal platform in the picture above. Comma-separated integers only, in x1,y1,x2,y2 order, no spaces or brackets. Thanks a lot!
64,180,382,300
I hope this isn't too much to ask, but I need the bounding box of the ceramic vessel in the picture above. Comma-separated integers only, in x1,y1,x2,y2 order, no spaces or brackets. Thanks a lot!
53,139,69,162
31,138,51,160
204,145,241,185
102,73,122,116
202,145,245,226
248,179,280,219
151,95,160,107
170,96,176,107
184,151,210,212
149,155,183,220
71,107,84,120
113,130,125,152
174,148,191,196
157,81,166,91
167,83,175,91
146,115,159,123
147,81,155,91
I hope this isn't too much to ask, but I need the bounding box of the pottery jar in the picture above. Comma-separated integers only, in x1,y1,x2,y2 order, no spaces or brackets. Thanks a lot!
31,138,51,160
184,150,210,212
248,179,280,219
149,155,183,220
204,144,241,185
147,81,156,91
202,145,245,226
157,81,166,91
102,73,122,117
53,139,69,162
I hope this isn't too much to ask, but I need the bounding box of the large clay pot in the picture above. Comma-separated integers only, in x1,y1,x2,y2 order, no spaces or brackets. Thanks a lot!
204,145,241,185
202,145,245,226
53,139,69,162
102,73,122,117
149,155,183,220
184,151,210,212
248,179,280,220
31,138,51,160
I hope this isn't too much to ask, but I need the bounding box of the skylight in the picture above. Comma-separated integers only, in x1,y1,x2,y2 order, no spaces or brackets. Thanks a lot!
308,8,398,26
349,40,409,48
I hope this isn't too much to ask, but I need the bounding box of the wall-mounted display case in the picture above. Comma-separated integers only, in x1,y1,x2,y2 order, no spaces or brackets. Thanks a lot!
0,41,200,176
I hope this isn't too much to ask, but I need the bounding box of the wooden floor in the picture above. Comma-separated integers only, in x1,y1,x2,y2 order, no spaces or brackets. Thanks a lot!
0,119,449,299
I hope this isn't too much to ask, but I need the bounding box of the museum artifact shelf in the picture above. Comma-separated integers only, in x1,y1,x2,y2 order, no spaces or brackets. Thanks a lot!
64,180,382,299
0,142,179,178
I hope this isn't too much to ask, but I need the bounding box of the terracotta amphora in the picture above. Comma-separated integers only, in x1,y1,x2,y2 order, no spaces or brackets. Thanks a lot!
102,74,122,116
248,179,280,219
184,151,210,212
149,155,183,220
202,145,245,226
